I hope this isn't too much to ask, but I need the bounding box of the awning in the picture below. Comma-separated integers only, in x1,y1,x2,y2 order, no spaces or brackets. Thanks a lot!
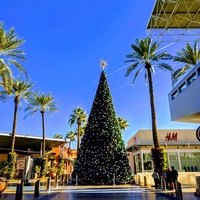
0,132,68,154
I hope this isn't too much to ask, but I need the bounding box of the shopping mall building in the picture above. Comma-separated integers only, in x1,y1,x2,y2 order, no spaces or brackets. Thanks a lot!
127,129,200,186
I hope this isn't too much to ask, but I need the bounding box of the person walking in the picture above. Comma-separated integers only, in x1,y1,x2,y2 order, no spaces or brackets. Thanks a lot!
171,166,178,189
152,169,160,189
166,168,173,190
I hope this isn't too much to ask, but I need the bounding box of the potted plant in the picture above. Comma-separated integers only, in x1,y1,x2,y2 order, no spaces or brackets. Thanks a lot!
34,165,41,179
0,161,9,198
0,177,8,198
48,166,58,179
33,158,48,178
57,158,64,176
48,160,58,179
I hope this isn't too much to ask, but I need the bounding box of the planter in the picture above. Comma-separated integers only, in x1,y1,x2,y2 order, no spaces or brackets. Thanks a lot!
0,177,8,198
48,171,57,179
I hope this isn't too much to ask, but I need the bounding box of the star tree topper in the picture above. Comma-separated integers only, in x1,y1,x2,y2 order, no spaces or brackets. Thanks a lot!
99,59,108,70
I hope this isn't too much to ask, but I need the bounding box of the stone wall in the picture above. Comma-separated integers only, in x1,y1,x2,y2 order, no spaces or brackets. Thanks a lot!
135,172,200,186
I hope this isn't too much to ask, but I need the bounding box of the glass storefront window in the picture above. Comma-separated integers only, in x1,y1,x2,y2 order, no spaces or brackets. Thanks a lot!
134,154,142,173
143,153,152,171
168,152,179,171
180,152,200,172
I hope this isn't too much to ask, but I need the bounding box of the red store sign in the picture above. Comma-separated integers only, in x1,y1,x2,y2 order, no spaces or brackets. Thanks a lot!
165,132,178,141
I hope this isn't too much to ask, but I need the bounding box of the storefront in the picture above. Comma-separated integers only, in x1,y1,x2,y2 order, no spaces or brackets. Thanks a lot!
127,129,200,185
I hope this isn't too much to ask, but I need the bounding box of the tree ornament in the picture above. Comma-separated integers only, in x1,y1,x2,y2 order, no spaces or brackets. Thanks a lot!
99,59,108,70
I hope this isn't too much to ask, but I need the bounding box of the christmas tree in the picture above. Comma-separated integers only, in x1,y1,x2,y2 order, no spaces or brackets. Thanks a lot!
72,61,132,185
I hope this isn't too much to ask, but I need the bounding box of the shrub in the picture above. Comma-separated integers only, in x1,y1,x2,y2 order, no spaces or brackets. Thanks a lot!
0,160,9,177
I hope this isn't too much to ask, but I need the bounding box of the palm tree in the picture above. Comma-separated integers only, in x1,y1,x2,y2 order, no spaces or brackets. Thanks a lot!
75,124,87,139
65,130,76,156
117,117,129,132
24,93,59,159
0,22,27,80
53,133,66,158
124,37,172,149
68,106,87,151
172,40,200,84
0,77,34,153
53,133,63,139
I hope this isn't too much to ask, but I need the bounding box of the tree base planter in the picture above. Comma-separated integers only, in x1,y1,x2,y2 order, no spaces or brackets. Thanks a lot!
0,177,8,198
48,171,57,179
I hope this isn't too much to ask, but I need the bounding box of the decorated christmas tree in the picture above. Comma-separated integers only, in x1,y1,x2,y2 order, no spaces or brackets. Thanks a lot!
72,61,132,185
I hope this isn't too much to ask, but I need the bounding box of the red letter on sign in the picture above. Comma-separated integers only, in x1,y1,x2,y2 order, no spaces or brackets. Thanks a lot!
165,133,171,141
165,133,178,141
172,133,177,141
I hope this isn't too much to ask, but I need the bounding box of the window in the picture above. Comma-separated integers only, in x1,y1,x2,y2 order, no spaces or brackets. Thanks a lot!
187,72,196,86
171,90,178,100
197,67,200,77
134,154,142,173
143,153,152,171
178,83,186,93
168,152,179,171
180,152,200,172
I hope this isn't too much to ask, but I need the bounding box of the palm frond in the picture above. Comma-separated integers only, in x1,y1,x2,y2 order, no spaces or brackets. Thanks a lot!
150,40,160,56
174,41,200,65
0,90,10,102
172,65,191,83
117,116,129,131
0,22,26,77
5,52,26,62
152,52,172,61
125,63,139,77
131,41,144,58
132,67,143,85
9,60,27,77
157,63,173,71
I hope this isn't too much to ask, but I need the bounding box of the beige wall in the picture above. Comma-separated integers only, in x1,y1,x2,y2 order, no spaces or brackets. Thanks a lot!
136,172,200,186
128,129,199,147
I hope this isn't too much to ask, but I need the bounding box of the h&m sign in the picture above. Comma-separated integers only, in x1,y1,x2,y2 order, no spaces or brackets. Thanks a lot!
165,132,177,141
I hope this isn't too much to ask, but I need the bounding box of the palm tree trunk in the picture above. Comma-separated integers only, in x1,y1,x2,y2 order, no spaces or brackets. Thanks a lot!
77,122,81,151
11,98,19,153
41,111,46,159
68,142,71,158
147,68,160,149
61,144,65,158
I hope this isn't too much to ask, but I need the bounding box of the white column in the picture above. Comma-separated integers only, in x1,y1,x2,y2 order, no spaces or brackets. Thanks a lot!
141,152,144,173
177,151,182,172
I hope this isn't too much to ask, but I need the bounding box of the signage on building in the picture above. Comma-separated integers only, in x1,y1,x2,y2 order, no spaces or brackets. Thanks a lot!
196,126,200,142
165,132,177,141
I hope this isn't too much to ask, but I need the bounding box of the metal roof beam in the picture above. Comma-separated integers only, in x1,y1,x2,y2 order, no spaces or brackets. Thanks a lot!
147,0,200,42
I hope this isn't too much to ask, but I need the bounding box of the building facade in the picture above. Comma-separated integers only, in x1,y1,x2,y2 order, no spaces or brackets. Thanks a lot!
127,129,200,185
168,63,200,123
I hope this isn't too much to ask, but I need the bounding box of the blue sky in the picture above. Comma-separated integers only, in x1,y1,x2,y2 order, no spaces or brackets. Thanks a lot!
0,0,199,148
